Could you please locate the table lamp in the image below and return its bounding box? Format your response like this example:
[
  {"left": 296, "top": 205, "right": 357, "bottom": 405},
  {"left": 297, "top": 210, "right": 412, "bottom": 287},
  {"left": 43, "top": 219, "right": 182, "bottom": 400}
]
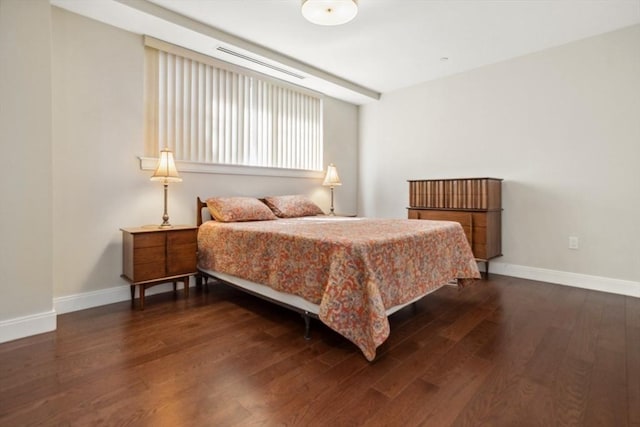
[
  {"left": 150, "top": 148, "right": 182, "bottom": 227},
  {"left": 322, "top": 163, "right": 342, "bottom": 215}
]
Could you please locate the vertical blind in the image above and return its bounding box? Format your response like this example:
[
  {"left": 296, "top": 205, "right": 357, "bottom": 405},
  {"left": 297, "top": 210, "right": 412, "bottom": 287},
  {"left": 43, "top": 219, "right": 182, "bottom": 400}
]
[{"left": 145, "top": 39, "right": 323, "bottom": 172}]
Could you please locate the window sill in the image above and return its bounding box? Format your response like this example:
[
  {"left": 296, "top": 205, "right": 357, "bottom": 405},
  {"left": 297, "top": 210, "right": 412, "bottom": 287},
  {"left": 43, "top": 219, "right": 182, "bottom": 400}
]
[{"left": 138, "top": 157, "right": 324, "bottom": 179}]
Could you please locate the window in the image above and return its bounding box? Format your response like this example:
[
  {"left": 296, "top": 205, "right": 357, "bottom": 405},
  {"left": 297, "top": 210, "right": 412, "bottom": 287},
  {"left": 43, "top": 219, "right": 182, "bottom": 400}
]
[{"left": 144, "top": 37, "right": 323, "bottom": 175}]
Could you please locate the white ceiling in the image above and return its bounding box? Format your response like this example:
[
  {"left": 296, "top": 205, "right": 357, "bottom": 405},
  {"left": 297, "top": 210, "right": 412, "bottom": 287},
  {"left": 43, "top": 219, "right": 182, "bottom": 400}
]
[{"left": 52, "top": 0, "right": 640, "bottom": 104}]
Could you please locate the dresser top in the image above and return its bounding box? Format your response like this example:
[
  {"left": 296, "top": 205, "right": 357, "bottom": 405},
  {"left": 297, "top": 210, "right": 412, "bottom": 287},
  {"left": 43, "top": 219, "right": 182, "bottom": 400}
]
[{"left": 407, "top": 177, "right": 503, "bottom": 182}]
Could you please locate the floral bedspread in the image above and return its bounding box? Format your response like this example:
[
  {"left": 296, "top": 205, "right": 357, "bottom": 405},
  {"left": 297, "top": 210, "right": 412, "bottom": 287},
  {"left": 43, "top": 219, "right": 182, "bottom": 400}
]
[{"left": 197, "top": 217, "right": 480, "bottom": 360}]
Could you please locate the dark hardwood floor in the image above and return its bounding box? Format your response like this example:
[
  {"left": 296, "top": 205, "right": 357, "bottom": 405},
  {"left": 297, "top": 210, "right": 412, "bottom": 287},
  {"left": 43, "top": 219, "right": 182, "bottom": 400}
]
[{"left": 1, "top": 274, "right": 638, "bottom": 426}]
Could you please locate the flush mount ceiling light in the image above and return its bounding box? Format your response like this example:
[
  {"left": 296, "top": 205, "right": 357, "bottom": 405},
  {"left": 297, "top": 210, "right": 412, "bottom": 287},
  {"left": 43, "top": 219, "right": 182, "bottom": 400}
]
[{"left": 302, "top": 0, "right": 358, "bottom": 26}]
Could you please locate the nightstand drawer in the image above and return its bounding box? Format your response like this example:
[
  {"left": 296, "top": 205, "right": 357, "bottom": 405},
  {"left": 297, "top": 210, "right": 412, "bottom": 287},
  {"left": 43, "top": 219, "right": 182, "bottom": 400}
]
[
  {"left": 134, "top": 246, "right": 165, "bottom": 264},
  {"left": 168, "top": 229, "right": 197, "bottom": 245},
  {"left": 134, "top": 232, "right": 165, "bottom": 248},
  {"left": 167, "top": 252, "right": 197, "bottom": 276},
  {"left": 134, "top": 261, "right": 167, "bottom": 282}
]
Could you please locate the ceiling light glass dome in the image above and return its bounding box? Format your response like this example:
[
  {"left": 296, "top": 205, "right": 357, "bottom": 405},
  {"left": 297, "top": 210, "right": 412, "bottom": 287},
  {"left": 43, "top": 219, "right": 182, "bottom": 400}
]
[{"left": 301, "top": 0, "right": 358, "bottom": 26}]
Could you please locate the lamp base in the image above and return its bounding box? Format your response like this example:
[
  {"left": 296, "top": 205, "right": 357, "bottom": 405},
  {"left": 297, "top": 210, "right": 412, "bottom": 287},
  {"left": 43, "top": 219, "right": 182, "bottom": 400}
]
[
  {"left": 159, "top": 184, "right": 173, "bottom": 228},
  {"left": 328, "top": 186, "right": 336, "bottom": 216}
]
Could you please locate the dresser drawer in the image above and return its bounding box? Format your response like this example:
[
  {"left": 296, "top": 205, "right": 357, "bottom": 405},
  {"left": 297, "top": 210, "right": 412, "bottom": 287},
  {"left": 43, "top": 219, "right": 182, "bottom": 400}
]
[
  {"left": 411, "top": 209, "right": 471, "bottom": 225},
  {"left": 409, "top": 209, "right": 473, "bottom": 243},
  {"left": 472, "top": 244, "right": 487, "bottom": 260},
  {"left": 408, "top": 208, "right": 500, "bottom": 261}
]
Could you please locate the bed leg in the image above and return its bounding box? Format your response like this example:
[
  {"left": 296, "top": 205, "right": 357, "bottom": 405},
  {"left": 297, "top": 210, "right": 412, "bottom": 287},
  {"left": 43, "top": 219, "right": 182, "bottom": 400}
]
[
  {"left": 196, "top": 274, "right": 210, "bottom": 292},
  {"left": 303, "top": 313, "right": 312, "bottom": 340}
]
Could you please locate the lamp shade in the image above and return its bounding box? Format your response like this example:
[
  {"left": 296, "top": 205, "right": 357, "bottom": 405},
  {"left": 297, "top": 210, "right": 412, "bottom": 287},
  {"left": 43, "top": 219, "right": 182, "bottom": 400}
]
[
  {"left": 322, "top": 163, "right": 342, "bottom": 187},
  {"left": 150, "top": 148, "right": 182, "bottom": 183},
  {"left": 301, "top": 0, "right": 358, "bottom": 26}
]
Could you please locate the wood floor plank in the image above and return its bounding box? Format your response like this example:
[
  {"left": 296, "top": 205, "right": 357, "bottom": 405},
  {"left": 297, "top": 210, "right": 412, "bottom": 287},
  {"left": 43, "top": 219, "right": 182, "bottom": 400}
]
[
  {"left": 261, "top": 352, "right": 371, "bottom": 425},
  {"left": 522, "top": 325, "right": 572, "bottom": 388},
  {"left": 284, "top": 354, "right": 400, "bottom": 426},
  {"left": 552, "top": 355, "right": 595, "bottom": 426},
  {"left": 577, "top": 292, "right": 628, "bottom": 426},
  {"left": 372, "top": 331, "right": 454, "bottom": 398},
  {"left": 420, "top": 355, "right": 493, "bottom": 427},
  {"left": 550, "top": 286, "right": 589, "bottom": 331},
  {"left": 564, "top": 290, "right": 606, "bottom": 364},
  {"left": 362, "top": 378, "right": 441, "bottom": 426},
  {"left": 583, "top": 348, "right": 628, "bottom": 427},
  {"left": 422, "top": 318, "right": 499, "bottom": 387},
  {"left": 439, "top": 305, "right": 494, "bottom": 342},
  {"left": 325, "top": 388, "right": 390, "bottom": 427},
  {"left": 508, "top": 376, "right": 557, "bottom": 427},
  {"left": 231, "top": 348, "right": 330, "bottom": 416}
]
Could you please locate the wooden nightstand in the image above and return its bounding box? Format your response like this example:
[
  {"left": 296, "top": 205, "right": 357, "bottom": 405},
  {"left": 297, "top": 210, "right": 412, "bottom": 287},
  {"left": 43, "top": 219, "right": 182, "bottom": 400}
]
[{"left": 120, "top": 225, "right": 198, "bottom": 309}]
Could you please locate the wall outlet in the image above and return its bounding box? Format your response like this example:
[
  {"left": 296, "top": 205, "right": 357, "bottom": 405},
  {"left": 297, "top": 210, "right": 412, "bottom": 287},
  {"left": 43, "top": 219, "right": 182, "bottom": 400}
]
[{"left": 569, "top": 236, "right": 579, "bottom": 250}]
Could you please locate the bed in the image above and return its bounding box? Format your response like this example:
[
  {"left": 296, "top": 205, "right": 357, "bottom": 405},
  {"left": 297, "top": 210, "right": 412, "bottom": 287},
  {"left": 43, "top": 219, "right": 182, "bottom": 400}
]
[{"left": 196, "top": 196, "right": 480, "bottom": 361}]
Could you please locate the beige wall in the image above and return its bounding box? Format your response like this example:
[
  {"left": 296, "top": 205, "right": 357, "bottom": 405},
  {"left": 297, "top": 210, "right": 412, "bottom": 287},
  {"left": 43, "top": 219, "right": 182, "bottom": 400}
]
[
  {"left": 51, "top": 8, "right": 359, "bottom": 299},
  {"left": 0, "top": 0, "right": 55, "bottom": 328},
  {"left": 359, "top": 24, "right": 640, "bottom": 286}
]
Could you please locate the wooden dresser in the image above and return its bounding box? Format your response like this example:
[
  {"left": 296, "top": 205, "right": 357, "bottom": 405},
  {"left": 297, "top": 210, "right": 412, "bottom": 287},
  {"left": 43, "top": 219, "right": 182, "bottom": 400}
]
[
  {"left": 407, "top": 178, "right": 503, "bottom": 276},
  {"left": 121, "top": 225, "right": 198, "bottom": 309}
]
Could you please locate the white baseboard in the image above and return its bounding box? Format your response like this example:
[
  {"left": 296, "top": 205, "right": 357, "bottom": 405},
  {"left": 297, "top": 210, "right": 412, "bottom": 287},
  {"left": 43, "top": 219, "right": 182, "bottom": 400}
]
[
  {"left": 0, "top": 310, "right": 57, "bottom": 344},
  {"left": 488, "top": 261, "right": 640, "bottom": 298},
  {"left": 54, "top": 279, "right": 195, "bottom": 314}
]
